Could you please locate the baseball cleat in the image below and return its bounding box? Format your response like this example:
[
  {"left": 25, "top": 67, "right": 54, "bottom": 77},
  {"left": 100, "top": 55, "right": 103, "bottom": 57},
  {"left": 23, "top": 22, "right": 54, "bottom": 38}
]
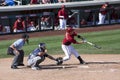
[
  {"left": 31, "top": 67, "right": 41, "bottom": 70},
  {"left": 80, "top": 61, "right": 88, "bottom": 65},
  {"left": 11, "top": 65, "right": 18, "bottom": 69},
  {"left": 17, "top": 63, "right": 25, "bottom": 66}
]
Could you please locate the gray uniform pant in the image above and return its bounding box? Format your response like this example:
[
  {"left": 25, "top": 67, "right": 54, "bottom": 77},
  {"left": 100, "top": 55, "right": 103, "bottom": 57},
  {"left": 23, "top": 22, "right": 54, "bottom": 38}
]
[
  {"left": 11, "top": 50, "right": 24, "bottom": 66},
  {"left": 27, "top": 55, "right": 45, "bottom": 67}
]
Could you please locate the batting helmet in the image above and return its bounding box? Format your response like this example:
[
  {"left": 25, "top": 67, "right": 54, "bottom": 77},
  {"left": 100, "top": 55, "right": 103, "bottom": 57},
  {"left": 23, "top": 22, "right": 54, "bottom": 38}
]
[
  {"left": 66, "top": 27, "right": 74, "bottom": 33},
  {"left": 61, "top": 5, "right": 65, "bottom": 8},
  {"left": 38, "top": 43, "right": 46, "bottom": 49}
]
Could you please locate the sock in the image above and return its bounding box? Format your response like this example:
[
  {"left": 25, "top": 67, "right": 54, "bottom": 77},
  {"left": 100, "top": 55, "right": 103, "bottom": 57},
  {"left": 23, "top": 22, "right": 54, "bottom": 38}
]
[{"left": 77, "top": 56, "right": 84, "bottom": 63}]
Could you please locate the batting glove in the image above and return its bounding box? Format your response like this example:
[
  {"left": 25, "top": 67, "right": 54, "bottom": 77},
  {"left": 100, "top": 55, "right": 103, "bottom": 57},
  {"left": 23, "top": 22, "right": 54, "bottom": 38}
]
[{"left": 83, "top": 39, "right": 87, "bottom": 43}]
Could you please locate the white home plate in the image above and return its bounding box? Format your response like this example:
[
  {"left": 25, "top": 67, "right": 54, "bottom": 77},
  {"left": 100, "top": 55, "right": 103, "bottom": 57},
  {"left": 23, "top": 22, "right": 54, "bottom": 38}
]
[
  {"left": 78, "top": 65, "right": 89, "bottom": 68},
  {"left": 109, "top": 69, "right": 117, "bottom": 72}
]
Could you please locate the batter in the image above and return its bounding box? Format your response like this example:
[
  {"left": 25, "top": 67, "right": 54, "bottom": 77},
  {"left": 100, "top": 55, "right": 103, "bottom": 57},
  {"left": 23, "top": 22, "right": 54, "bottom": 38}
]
[{"left": 61, "top": 26, "right": 86, "bottom": 64}]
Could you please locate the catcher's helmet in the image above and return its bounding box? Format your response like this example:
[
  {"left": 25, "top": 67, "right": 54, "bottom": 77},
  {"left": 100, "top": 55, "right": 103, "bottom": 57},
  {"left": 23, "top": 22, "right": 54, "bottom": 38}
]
[{"left": 38, "top": 43, "right": 46, "bottom": 49}]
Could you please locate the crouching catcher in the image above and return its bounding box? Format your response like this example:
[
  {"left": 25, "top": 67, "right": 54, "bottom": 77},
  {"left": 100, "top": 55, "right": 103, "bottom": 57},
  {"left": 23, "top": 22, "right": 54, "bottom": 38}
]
[{"left": 27, "top": 43, "right": 62, "bottom": 70}]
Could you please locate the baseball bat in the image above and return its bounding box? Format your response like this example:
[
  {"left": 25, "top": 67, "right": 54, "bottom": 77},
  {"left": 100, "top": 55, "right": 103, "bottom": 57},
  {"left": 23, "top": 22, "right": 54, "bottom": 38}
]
[
  {"left": 86, "top": 41, "right": 102, "bottom": 49},
  {"left": 69, "top": 12, "right": 78, "bottom": 18},
  {"left": 77, "top": 35, "right": 101, "bottom": 49}
]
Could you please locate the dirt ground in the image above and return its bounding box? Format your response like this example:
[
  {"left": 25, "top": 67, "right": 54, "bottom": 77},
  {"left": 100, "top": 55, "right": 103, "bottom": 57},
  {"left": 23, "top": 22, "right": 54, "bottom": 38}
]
[
  {"left": 0, "top": 54, "right": 120, "bottom": 80},
  {"left": 0, "top": 24, "right": 120, "bottom": 80}
]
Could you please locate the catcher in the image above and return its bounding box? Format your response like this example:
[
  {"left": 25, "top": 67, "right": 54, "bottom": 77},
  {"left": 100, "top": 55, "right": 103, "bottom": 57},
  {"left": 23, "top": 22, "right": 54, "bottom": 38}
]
[{"left": 27, "top": 43, "right": 62, "bottom": 70}]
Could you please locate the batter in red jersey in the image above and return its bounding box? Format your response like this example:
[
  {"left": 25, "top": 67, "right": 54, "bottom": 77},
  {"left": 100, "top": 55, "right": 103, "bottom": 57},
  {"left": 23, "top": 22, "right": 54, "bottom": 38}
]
[
  {"left": 58, "top": 5, "right": 69, "bottom": 30},
  {"left": 61, "top": 26, "right": 86, "bottom": 64}
]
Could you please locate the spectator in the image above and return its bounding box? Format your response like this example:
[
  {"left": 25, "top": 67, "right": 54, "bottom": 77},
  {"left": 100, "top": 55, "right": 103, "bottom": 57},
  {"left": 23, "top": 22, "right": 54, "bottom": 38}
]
[
  {"left": 67, "top": 16, "right": 77, "bottom": 28},
  {"left": 27, "top": 21, "right": 36, "bottom": 31},
  {"left": 41, "top": 0, "right": 51, "bottom": 4},
  {"left": 14, "top": 0, "right": 22, "bottom": 5},
  {"left": 54, "top": 14, "right": 59, "bottom": 30},
  {"left": 87, "top": 11, "right": 93, "bottom": 22},
  {"left": 13, "top": 18, "right": 25, "bottom": 33},
  {"left": 0, "top": 0, "right": 4, "bottom": 4},
  {"left": 1, "top": 0, "right": 15, "bottom": 6},
  {"left": 41, "top": 16, "right": 50, "bottom": 28},
  {"left": 58, "top": 0, "right": 66, "bottom": 3},
  {"left": 0, "top": 24, "right": 3, "bottom": 33},
  {"left": 98, "top": 2, "right": 110, "bottom": 25},
  {"left": 51, "top": 0, "right": 58, "bottom": 3},
  {"left": 41, "top": 12, "right": 51, "bottom": 29},
  {"left": 4, "top": 26, "right": 10, "bottom": 33},
  {"left": 80, "top": 19, "right": 87, "bottom": 25},
  {"left": 58, "top": 5, "right": 69, "bottom": 30},
  {"left": 30, "top": 0, "right": 39, "bottom": 4},
  {"left": 110, "top": 6, "right": 118, "bottom": 22}
]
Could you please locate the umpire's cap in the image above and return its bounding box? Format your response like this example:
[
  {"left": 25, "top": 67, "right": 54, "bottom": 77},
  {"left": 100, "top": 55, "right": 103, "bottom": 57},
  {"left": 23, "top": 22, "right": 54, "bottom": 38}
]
[{"left": 22, "top": 33, "right": 29, "bottom": 44}]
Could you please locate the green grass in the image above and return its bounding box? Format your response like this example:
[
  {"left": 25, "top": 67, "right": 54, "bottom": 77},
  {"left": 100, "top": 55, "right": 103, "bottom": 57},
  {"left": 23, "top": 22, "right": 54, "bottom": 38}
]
[{"left": 0, "top": 29, "right": 120, "bottom": 58}]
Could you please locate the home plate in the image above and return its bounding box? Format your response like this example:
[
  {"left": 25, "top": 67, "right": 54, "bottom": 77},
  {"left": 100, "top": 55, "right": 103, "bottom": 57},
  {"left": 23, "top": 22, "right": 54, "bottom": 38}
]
[{"left": 78, "top": 65, "right": 89, "bottom": 68}]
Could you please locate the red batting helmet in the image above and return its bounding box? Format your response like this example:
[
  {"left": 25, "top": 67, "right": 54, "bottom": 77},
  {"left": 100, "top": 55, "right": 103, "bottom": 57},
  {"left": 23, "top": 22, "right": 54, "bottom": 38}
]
[
  {"left": 61, "top": 5, "right": 65, "bottom": 8},
  {"left": 66, "top": 27, "right": 74, "bottom": 33}
]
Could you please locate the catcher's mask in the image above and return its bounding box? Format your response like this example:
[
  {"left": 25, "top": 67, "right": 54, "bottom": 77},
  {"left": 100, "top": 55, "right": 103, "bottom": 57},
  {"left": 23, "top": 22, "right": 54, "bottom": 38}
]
[{"left": 39, "top": 43, "right": 46, "bottom": 50}]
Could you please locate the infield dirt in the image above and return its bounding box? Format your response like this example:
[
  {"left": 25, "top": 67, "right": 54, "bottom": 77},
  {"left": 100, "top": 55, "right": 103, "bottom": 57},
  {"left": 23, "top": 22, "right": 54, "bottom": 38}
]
[{"left": 0, "top": 54, "right": 120, "bottom": 80}]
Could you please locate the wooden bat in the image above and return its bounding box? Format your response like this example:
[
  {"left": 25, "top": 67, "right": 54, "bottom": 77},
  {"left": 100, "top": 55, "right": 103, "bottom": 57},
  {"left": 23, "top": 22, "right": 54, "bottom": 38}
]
[
  {"left": 69, "top": 12, "right": 78, "bottom": 18},
  {"left": 77, "top": 35, "right": 101, "bottom": 49},
  {"left": 86, "top": 41, "right": 102, "bottom": 49}
]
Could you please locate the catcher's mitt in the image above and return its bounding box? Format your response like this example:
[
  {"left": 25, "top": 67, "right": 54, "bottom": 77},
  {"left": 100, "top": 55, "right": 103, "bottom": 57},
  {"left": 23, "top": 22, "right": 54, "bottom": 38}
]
[{"left": 56, "top": 57, "right": 63, "bottom": 65}]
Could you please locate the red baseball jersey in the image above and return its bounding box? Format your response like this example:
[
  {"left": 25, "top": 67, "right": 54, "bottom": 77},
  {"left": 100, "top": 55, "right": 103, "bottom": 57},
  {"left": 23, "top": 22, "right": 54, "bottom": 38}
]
[
  {"left": 0, "top": 25, "right": 3, "bottom": 31},
  {"left": 100, "top": 5, "right": 107, "bottom": 15},
  {"left": 31, "top": 0, "right": 38, "bottom": 4},
  {"left": 62, "top": 32, "right": 78, "bottom": 45},
  {"left": 58, "top": 9, "right": 68, "bottom": 19},
  {"left": 13, "top": 21, "right": 25, "bottom": 30}
]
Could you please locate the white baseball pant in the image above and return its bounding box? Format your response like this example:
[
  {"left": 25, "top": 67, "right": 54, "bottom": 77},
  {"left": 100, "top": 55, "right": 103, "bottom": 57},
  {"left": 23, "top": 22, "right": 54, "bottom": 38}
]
[{"left": 62, "top": 44, "right": 79, "bottom": 61}]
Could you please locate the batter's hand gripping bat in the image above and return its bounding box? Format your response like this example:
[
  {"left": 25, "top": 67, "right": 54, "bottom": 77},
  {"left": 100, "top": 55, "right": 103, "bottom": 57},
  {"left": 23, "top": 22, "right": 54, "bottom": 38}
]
[{"left": 77, "top": 35, "right": 101, "bottom": 49}]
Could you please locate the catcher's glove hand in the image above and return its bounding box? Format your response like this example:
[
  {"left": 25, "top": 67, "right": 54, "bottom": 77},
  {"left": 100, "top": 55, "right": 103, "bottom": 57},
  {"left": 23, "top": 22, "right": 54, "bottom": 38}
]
[{"left": 56, "top": 57, "right": 63, "bottom": 65}]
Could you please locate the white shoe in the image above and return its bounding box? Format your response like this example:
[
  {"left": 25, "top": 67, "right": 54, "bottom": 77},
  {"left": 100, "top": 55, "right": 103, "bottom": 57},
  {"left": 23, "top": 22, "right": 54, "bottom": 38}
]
[{"left": 31, "top": 67, "right": 40, "bottom": 70}]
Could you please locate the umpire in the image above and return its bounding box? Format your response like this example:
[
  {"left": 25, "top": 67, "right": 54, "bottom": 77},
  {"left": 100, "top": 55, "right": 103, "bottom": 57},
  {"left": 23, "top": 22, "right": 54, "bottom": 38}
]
[{"left": 7, "top": 33, "right": 29, "bottom": 69}]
